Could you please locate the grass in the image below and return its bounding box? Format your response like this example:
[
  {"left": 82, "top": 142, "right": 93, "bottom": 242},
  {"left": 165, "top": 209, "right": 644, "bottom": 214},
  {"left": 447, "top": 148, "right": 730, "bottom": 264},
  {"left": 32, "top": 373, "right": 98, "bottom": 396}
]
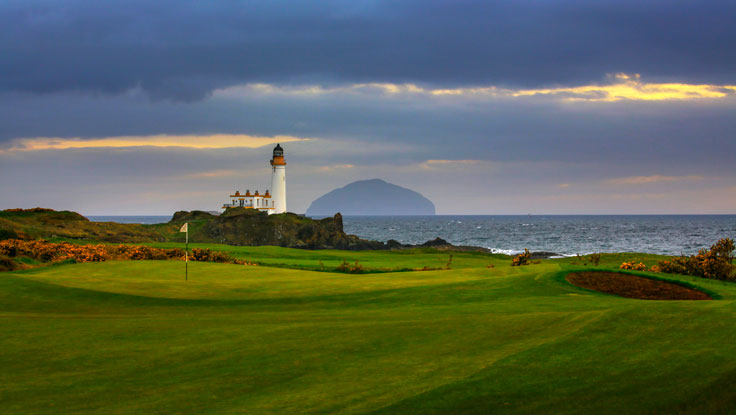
[
  {"left": 145, "top": 242, "right": 508, "bottom": 272},
  {"left": 1, "top": 247, "right": 735, "bottom": 414}
]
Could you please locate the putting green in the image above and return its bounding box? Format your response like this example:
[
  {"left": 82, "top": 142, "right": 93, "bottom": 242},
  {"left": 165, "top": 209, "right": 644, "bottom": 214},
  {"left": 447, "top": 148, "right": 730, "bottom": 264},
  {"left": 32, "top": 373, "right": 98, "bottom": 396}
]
[{"left": 14, "top": 261, "right": 493, "bottom": 300}]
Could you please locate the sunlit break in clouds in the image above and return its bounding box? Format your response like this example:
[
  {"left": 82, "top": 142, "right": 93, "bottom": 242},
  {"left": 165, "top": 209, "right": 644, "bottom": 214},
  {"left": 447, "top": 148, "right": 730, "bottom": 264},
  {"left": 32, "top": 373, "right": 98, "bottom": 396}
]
[
  {"left": 216, "top": 74, "right": 736, "bottom": 102},
  {"left": 0, "top": 135, "right": 310, "bottom": 154}
]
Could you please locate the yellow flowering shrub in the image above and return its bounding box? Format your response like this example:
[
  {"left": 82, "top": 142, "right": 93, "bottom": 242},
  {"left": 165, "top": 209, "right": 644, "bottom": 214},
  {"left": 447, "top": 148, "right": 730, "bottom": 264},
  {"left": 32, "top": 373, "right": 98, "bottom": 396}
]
[
  {"left": 619, "top": 261, "right": 647, "bottom": 271},
  {"left": 654, "top": 238, "right": 734, "bottom": 281},
  {"left": 0, "top": 239, "right": 252, "bottom": 267},
  {"left": 511, "top": 249, "right": 532, "bottom": 266}
]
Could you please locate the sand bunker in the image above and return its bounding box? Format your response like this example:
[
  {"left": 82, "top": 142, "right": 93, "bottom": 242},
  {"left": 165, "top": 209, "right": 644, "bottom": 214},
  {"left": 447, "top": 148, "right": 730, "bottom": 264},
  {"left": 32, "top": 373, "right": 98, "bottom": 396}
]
[{"left": 566, "top": 271, "right": 711, "bottom": 300}]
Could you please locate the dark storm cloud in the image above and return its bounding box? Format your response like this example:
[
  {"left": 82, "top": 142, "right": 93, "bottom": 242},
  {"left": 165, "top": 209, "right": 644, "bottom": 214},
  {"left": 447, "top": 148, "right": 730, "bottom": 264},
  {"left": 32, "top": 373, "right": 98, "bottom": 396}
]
[{"left": 2, "top": 0, "right": 735, "bottom": 101}]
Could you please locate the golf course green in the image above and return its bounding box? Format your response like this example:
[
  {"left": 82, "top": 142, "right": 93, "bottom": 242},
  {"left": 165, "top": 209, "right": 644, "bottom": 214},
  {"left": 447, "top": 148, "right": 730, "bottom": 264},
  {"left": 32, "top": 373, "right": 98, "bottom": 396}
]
[{"left": 1, "top": 246, "right": 735, "bottom": 414}]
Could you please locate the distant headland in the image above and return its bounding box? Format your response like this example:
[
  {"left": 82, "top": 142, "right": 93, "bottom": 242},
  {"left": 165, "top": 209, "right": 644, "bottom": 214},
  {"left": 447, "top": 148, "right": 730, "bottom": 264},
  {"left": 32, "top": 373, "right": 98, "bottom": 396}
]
[{"left": 306, "top": 179, "right": 436, "bottom": 216}]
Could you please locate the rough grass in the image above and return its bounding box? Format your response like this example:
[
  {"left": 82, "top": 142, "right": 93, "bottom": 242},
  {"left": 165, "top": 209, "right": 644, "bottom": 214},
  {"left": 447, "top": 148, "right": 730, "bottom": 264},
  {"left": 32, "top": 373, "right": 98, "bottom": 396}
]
[
  {"left": 145, "top": 242, "right": 508, "bottom": 272},
  {"left": 1, "top": 247, "right": 736, "bottom": 414},
  {"left": 0, "top": 210, "right": 178, "bottom": 243}
]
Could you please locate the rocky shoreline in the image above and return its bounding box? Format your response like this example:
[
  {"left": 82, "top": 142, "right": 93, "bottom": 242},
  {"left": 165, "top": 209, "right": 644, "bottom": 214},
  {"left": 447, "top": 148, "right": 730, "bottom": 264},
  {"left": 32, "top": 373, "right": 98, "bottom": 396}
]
[
  {"left": 385, "top": 237, "right": 559, "bottom": 258},
  {"left": 1, "top": 208, "right": 558, "bottom": 257},
  {"left": 172, "top": 209, "right": 559, "bottom": 256}
]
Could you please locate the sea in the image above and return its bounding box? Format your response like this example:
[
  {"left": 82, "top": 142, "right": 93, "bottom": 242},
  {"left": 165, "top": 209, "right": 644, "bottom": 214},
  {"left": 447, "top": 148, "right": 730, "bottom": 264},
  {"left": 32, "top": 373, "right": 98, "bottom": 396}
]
[{"left": 88, "top": 215, "right": 736, "bottom": 256}]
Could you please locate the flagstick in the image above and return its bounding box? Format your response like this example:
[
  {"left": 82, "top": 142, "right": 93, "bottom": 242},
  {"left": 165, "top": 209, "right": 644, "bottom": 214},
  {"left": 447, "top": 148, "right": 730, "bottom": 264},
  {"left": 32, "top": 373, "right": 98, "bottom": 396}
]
[{"left": 185, "top": 225, "right": 188, "bottom": 281}]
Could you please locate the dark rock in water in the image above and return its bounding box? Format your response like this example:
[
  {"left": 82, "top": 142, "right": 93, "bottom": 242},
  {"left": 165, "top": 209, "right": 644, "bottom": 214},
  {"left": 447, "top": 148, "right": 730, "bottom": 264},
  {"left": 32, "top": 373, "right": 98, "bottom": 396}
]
[
  {"left": 427, "top": 244, "right": 491, "bottom": 253},
  {"left": 386, "top": 239, "right": 404, "bottom": 249},
  {"left": 530, "top": 251, "right": 560, "bottom": 259},
  {"left": 385, "top": 237, "right": 491, "bottom": 253},
  {"left": 421, "top": 237, "right": 450, "bottom": 247},
  {"left": 306, "top": 179, "right": 436, "bottom": 216}
]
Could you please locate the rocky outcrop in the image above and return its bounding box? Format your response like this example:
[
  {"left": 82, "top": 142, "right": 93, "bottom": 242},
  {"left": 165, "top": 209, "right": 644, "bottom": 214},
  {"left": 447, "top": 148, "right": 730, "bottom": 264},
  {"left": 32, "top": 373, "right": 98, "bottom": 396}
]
[
  {"left": 171, "top": 210, "right": 216, "bottom": 223},
  {"left": 171, "top": 208, "right": 384, "bottom": 250}
]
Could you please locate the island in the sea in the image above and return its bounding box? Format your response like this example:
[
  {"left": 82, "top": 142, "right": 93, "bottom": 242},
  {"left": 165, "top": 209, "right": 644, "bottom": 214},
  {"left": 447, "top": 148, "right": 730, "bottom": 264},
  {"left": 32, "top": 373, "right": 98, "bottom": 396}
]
[{"left": 306, "top": 179, "right": 436, "bottom": 216}]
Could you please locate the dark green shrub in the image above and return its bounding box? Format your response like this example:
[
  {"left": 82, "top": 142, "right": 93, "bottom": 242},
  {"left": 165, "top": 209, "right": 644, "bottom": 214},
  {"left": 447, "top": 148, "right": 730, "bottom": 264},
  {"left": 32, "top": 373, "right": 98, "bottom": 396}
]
[
  {"left": 0, "top": 255, "right": 16, "bottom": 271},
  {"left": 336, "top": 260, "right": 364, "bottom": 273},
  {"left": 191, "top": 248, "right": 232, "bottom": 263},
  {"left": 0, "top": 229, "right": 18, "bottom": 241}
]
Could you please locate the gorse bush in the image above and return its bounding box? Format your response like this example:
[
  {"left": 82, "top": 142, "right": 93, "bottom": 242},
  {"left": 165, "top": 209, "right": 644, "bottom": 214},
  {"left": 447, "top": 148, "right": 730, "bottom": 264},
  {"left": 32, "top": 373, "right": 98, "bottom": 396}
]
[
  {"left": 0, "top": 239, "right": 252, "bottom": 267},
  {"left": 618, "top": 238, "right": 735, "bottom": 281},
  {"left": 655, "top": 238, "right": 735, "bottom": 281},
  {"left": 0, "top": 239, "right": 90, "bottom": 262},
  {"left": 620, "top": 261, "right": 647, "bottom": 271},
  {"left": 190, "top": 248, "right": 245, "bottom": 264},
  {"left": 113, "top": 244, "right": 180, "bottom": 261},
  {"left": 511, "top": 249, "right": 531, "bottom": 266}
]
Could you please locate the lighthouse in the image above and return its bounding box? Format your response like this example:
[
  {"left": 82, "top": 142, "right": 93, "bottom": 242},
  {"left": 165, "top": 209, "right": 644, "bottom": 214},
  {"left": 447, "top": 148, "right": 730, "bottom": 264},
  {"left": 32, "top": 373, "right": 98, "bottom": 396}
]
[
  {"left": 270, "top": 143, "right": 287, "bottom": 214},
  {"left": 220, "top": 144, "right": 287, "bottom": 214}
]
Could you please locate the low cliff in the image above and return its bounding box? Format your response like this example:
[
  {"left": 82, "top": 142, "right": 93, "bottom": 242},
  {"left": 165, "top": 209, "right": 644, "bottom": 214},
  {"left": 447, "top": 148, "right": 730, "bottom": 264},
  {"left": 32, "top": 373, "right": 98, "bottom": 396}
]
[
  {"left": 0, "top": 208, "right": 385, "bottom": 249},
  {"left": 0, "top": 208, "right": 172, "bottom": 242},
  {"left": 171, "top": 208, "right": 384, "bottom": 249}
]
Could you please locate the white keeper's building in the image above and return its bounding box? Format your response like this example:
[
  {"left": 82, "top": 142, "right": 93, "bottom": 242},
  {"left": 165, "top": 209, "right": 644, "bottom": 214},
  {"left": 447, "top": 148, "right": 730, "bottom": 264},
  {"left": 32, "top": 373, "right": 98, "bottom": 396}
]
[{"left": 221, "top": 144, "right": 287, "bottom": 214}]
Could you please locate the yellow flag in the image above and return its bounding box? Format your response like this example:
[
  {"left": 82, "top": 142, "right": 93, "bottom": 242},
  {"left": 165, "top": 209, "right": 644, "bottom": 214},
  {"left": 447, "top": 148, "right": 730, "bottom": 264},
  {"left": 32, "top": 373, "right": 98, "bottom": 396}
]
[{"left": 180, "top": 223, "right": 188, "bottom": 233}]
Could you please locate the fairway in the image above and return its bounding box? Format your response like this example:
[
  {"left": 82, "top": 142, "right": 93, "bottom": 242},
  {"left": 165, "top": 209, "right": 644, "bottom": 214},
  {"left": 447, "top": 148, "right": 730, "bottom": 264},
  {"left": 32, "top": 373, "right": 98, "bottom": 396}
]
[{"left": 2, "top": 250, "right": 736, "bottom": 414}]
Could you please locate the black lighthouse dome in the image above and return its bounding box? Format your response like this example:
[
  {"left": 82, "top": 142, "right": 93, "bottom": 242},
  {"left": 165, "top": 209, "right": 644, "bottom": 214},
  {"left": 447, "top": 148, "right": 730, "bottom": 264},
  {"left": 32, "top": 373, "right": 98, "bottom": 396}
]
[{"left": 273, "top": 143, "right": 284, "bottom": 157}]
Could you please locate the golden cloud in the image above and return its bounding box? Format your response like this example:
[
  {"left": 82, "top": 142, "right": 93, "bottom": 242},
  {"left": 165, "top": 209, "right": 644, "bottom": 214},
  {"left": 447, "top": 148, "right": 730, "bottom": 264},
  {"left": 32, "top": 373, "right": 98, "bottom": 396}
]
[
  {"left": 0, "top": 134, "right": 310, "bottom": 153},
  {"left": 419, "top": 159, "right": 484, "bottom": 170},
  {"left": 607, "top": 174, "right": 704, "bottom": 185},
  {"left": 216, "top": 74, "right": 736, "bottom": 102},
  {"left": 512, "top": 74, "right": 736, "bottom": 102},
  {"left": 318, "top": 164, "right": 355, "bottom": 172},
  {"left": 183, "top": 169, "right": 241, "bottom": 179}
]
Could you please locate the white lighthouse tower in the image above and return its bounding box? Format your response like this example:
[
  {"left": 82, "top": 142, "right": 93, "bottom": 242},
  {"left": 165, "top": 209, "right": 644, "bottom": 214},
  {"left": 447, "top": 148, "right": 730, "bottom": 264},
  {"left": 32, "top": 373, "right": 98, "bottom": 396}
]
[{"left": 270, "top": 144, "right": 287, "bottom": 214}]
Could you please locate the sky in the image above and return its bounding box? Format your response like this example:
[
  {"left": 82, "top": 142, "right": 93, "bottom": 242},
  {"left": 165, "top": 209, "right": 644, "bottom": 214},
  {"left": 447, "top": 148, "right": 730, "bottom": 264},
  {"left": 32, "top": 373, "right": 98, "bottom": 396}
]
[{"left": 1, "top": 0, "right": 735, "bottom": 215}]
